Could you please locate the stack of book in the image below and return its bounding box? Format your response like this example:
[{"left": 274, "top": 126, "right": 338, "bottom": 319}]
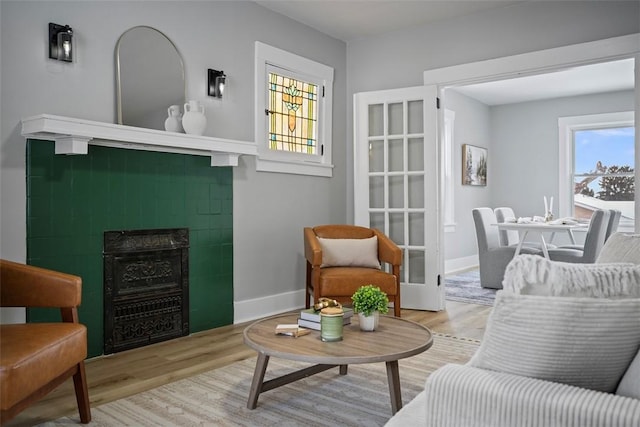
[{"left": 297, "top": 307, "right": 354, "bottom": 330}]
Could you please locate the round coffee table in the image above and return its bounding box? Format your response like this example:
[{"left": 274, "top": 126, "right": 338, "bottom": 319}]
[{"left": 243, "top": 313, "right": 433, "bottom": 414}]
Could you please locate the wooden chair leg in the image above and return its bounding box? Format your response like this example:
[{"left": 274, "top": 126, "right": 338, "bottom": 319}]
[
  {"left": 305, "top": 262, "right": 312, "bottom": 309},
  {"left": 393, "top": 265, "right": 401, "bottom": 317},
  {"left": 72, "top": 361, "right": 91, "bottom": 423}
]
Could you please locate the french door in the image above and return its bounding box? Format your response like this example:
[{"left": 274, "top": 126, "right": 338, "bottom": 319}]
[{"left": 354, "top": 85, "right": 444, "bottom": 311}]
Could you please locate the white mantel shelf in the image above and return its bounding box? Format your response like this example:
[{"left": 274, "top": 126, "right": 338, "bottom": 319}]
[{"left": 21, "top": 114, "right": 257, "bottom": 167}]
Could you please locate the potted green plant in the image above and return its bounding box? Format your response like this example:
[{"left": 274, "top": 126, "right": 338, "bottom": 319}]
[{"left": 351, "top": 285, "right": 389, "bottom": 331}]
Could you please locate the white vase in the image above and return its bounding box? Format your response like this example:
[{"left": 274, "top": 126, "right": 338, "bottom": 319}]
[
  {"left": 164, "top": 104, "right": 183, "bottom": 133},
  {"left": 358, "top": 311, "right": 379, "bottom": 332},
  {"left": 182, "top": 100, "right": 207, "bottom": 135}
]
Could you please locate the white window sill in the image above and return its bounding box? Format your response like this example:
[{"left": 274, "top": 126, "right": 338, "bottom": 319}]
[{"left": 256, "top": 157, "right": 333, "bottom": 177}]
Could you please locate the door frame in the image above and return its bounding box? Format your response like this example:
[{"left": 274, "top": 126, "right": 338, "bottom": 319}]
[{"left": 423, "top": 33, "right": 640, "bottom": 231}]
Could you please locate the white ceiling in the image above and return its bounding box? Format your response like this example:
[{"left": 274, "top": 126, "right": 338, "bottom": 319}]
[
  {"left": 255, "top": 1, "right": 635, "bottom": 105},
  {"left": 255, "top": 0, "right": 519, "bottom": 42},
  {"left": 452, "top": 58, "right": 636, "bottom": 106}
]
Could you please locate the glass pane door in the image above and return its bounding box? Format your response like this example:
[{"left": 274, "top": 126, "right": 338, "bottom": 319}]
[{"left": 354, "top": 85, "right": 443, "bottom": 311}]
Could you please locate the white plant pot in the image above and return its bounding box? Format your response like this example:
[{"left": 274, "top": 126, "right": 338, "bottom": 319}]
[{"left": 358, "top": 311, "right": 379, "bottom": 332}]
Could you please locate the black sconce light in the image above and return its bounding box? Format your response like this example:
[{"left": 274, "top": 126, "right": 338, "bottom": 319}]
[
  {"left": 49, "top": 23, "right": 74, "bottom": 62},
  {"left": 208, "top": 69, "right": 226, "bottom": 98}
]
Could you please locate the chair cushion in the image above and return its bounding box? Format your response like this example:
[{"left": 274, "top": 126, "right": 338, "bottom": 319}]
[
  {"left": 318, "top": 236, "right": 381, "bottom": 269},
  {"left": 318, "top": 267, "right": 397, "bottom": 297},
  {"left": 546, "top": 247, "right": 587, "bottom": 263},
  {"left": 0, "top": 323, "right": 87, "bottom": 410},
  {"left": 468, "top": 291, "right": 640, "bottom": 393}
]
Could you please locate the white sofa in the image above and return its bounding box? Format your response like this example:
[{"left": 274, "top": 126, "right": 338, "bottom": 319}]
[{"left": 386, "top": 233, "right": 640, "bottom": 427}]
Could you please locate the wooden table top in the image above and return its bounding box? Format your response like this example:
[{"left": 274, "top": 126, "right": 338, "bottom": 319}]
[{"left": 243, "top": 313, "right": 433, "bottom": 365}]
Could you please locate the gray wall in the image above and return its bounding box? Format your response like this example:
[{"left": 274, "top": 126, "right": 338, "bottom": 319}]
[
  {"left": 346, "top": 0, "right": 639, "bottom": 262},
  {"left": 346, "top": 1, "right": 639, "bottom": 94},
  {"left": 0, "top": 1, "right": 347, "bottom": 317},
  {"left": 442, "top": 90, "right": 491, "bottom": 261}
]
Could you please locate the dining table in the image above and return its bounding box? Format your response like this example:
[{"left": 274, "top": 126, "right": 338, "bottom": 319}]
[{"left": 494, "top": 222, "right": 588, "bottom": 259}]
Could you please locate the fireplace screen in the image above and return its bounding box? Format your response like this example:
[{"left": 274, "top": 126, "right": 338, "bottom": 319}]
[{"left": 103, "top": 228, "right": 189, "bottom": 354}]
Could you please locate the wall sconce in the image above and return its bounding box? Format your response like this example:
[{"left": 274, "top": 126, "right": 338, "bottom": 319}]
[
  {"left": 49, "top": 23, "right": 74, "bottom": 62},
  {"left": 208, "top": 69, "right": 226, "bottom": 98}
]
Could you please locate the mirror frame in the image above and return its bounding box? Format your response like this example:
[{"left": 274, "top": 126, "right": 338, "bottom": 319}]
[{"left": 115, "top": 25, "right": 186, "bottom": 126}]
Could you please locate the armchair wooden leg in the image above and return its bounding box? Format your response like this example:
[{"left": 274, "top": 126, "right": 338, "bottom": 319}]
[
  {"left": 394, "top": 296, "right": 401, "bottom": 317},
  {"left": 305, "top": 262, "right": 312, "bottom": 309},
  {"left": 72, "top": 361, "right": 91, "bottom": 423},
  {"left": 305, "top": 290, "right": 311, "bottom": 309}
]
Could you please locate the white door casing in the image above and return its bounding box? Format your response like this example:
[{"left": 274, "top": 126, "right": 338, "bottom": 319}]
[{"left": 354, "top": 85, "right": 444, "bottom": 311}]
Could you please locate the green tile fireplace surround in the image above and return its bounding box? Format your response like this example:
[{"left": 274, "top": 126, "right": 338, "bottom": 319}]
[{"left": 26, "top": 139, "right": 234, "bottom": 357}]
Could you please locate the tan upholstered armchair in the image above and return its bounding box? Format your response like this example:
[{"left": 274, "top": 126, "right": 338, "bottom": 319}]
[
  {"left": 304, "top": 225, "right": 402, "bottom": 317},
  {"left": 0, "top": 259, "right": 91, "bottom": 424}
]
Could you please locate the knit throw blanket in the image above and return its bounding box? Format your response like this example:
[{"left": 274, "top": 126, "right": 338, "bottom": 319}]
[{"left": 502, "top": 255, "right": 640, "bottom": 298}]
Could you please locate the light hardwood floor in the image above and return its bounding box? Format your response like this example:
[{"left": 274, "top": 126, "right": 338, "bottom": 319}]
[{"left": 9, "top": 301, "right": 491, "bottom": 426}]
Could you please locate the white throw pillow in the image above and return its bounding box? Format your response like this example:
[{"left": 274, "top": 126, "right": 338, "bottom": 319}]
[
  {"left": 597, "top": 233, "right": 640, "bottom": 264},
  {"left": 502, "top": 254, "right": 640, "bottom": 297},
  {"left": 617, "top": 348, "right": 640, "bottom": 399},
  {"left": 318, "top": 236, "right": 381, "bottom": 269},
  {"left": 468, "top": 291, "right": 640, "bottom": 393}
]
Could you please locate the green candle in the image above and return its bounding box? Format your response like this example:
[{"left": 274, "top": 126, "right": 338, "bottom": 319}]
[{"left": 320, "top": 307, "right": 344, "bottom": 342}]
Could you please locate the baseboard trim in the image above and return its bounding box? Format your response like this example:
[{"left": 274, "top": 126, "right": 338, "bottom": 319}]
[
  {"left": 445, "top": 255, "right": 478, "bottom": 275},
  {"left": 234, "top": 289, "right": 305, "bottom": 324}
]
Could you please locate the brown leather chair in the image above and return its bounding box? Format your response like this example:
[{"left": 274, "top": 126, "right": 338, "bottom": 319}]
[
  {"left": 0, "top": 259, "right": 91, "bottom": 425},
  {"left": 304, "top": 225, "right": 402, "bottom": 317}
]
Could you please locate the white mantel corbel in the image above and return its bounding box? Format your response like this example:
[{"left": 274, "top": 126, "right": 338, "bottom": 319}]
[
  {"left": 21, "top": 114, "right": 257, "bottom": 167},
  {"left": 54, "top": 135, "right": 91, "bottom": 155}
]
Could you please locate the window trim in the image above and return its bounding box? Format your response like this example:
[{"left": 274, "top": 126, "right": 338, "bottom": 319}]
[
  {"left": 558, "top": 111, "right": 634, "bottom": 226},
  {"left": 254, "top": 42, "right": 334, "bottom": 177}
]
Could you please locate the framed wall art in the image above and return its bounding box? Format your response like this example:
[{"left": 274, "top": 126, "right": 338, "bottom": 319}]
[{"left": 462, "top": 144, "right": 487, "bottom": 186}]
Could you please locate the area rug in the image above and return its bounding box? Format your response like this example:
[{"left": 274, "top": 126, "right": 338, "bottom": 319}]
[
  {"left": 43, "top": 334, "right": 479, "bottom": 427},
  {"left": 444, "top": 269, "right": 496, "bottom": 305}
]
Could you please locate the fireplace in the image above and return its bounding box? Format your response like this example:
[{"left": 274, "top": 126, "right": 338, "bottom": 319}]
[
  {"left": 103, "top": 228, "right": 189, "bottom": 354},
  {"left": 26, "top": 140, "right": 234, "bottom": 358}
]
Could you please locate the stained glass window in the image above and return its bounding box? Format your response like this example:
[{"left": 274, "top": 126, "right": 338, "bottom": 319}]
[
  {"left": 256, "top": 42, "right": 333, "bottom": 177},
  {"left": 268, "top": 71, "right": 318, "bottom": 155}
]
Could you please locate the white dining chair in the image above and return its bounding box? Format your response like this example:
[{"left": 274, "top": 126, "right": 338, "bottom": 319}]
[
  {"left": 605, "top": 209, "right": 622, "bottom": 241},
  {"left": 473, "top": 208, "right": 542, "bottom": 289},
  {"left": 557, "top": 209, "right": 621, "bottom": 250}
]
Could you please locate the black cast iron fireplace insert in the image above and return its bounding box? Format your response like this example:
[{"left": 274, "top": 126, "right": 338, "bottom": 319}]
[{"left": 103, "top": 228, "right": 189, "bottom": 354}]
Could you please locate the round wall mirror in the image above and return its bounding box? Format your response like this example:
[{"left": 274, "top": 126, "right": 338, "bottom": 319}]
[{"left": 116, "top": 26, "right": 185, "bottom": 130}]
